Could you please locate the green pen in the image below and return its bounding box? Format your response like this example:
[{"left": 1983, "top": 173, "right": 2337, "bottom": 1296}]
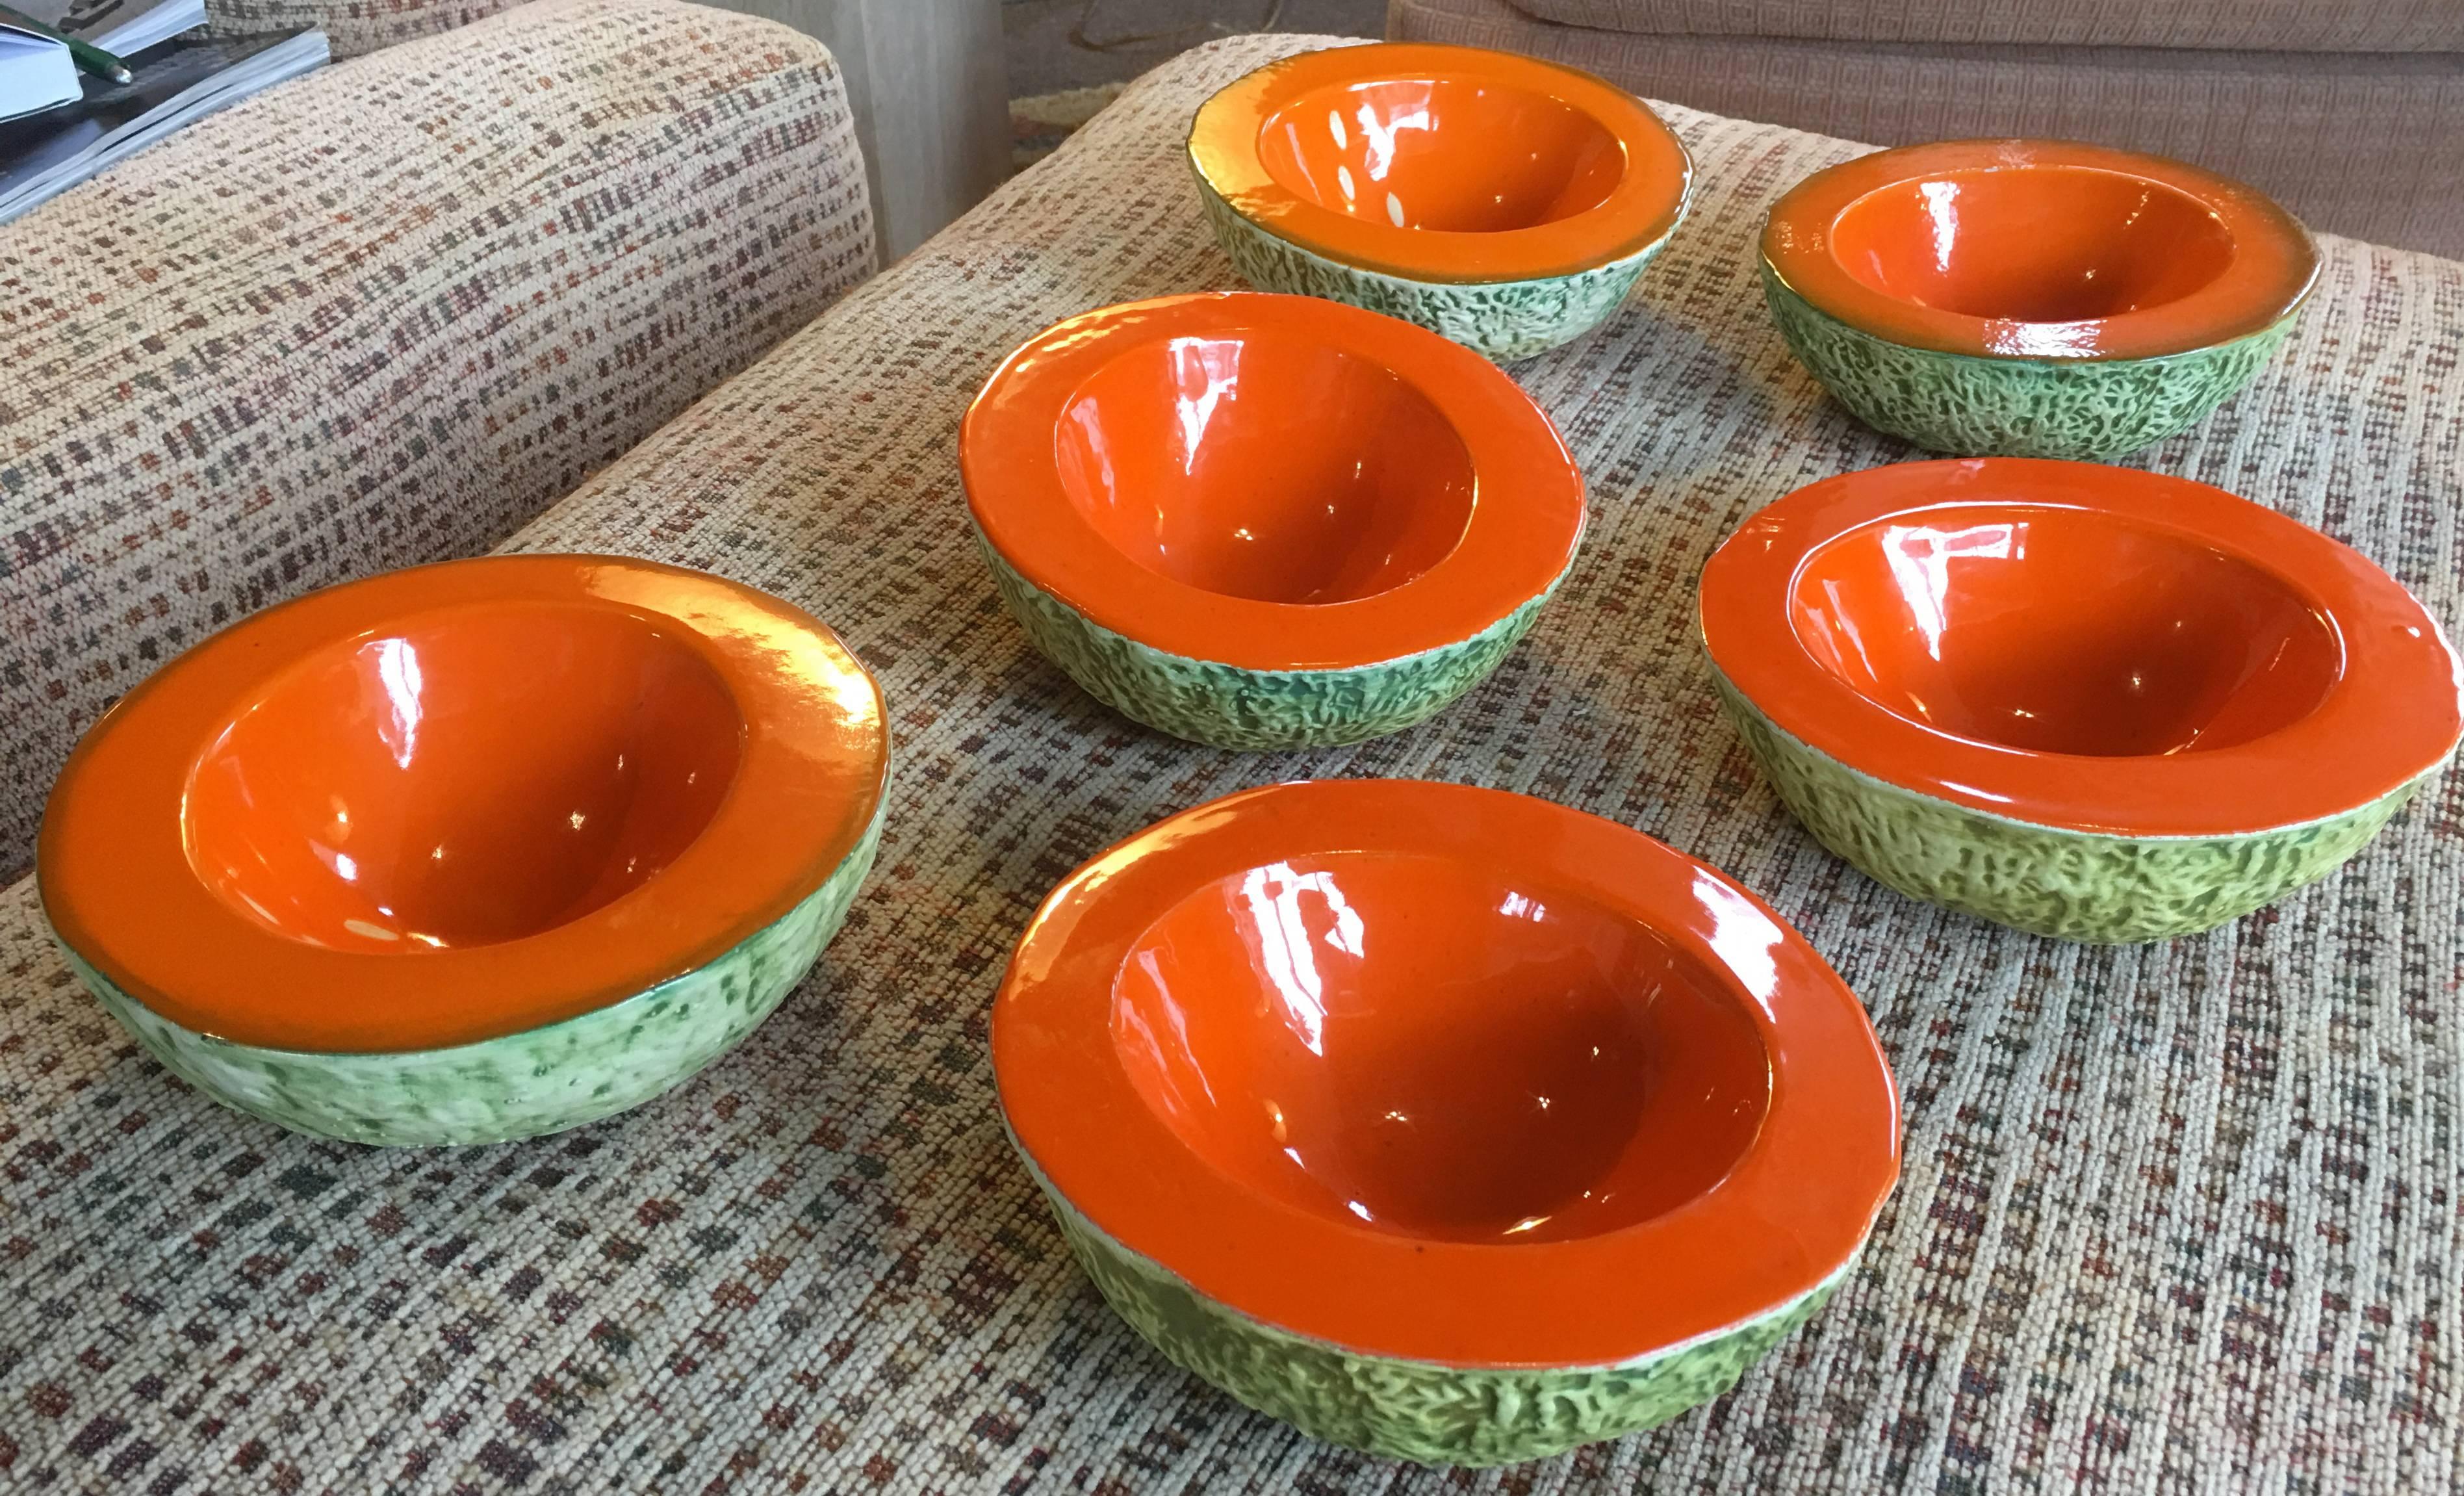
[{"left": 0, "top": 3, "right": 134, "bottom": 84}]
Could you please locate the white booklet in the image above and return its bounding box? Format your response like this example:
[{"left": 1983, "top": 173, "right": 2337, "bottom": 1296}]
[
  {"left": 0, "top": 21, "right": 79, "bottom": 122},
  {"left": 19, "top": 0, "right": 208, "bottom": 58}
]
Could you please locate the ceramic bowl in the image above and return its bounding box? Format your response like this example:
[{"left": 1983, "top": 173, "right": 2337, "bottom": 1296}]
[
  {"left": 1761, "top": 140, "right": 2319, "bottom": 460},
  {"left": 1188, "top": 42, "right": 1691, "bottom": 360},
  {"left": 1700, "top": 459, "right": 2462, "bottom": 944},
  {"left": 992, "top": 779, "right": 1900, "bottom": 1466},
  {"left": 962, "top": 291, "right": 1585, "bottom": 750},
  {"left": 38, "top": 555, "right": 890, "bottom": 1146}
]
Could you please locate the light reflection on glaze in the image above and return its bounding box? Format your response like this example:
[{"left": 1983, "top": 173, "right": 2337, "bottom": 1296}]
[
  {"left": 1790, "top": 503, "right": 2343, "bottom": 757},
  {"left": 1108, "top": 850, "right": 1773, "bottom": 1245},
  {"left": 1049, "top": 328, "right": 1477, "bottom": 606},
  {"left": 183, "top": 600, "right": 747, "bottom": 953}
]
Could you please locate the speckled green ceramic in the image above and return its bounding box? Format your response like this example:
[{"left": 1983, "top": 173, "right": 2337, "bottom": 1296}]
[
  {"left": 1762, "top": 267, "right": 2296, "bottom": 461},
  {"left": 981, "top": 539, "right": 1561, "bottom": 750},
  {"left": 1198, "top": 177, "right": 1675, "bottom": 361},
  {"left": 1023, "top": 1152, "right": 1846, "bottom": 1467},
  {"left": 57, "top": 810, "right": 882, "bottom": 1146},
  {"left": 1713, "top": 674, "right": 2419, "bottom": 943}
]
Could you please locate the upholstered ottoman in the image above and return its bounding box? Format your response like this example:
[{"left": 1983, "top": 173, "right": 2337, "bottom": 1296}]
[{"left": 3, "top": 32, "right": 2458, "bottom": 1493}]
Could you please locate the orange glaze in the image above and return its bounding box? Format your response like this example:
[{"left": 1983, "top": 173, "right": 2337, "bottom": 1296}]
[
  {"left": 1763, "top": 140, "right": 2317, "bottom": 360},
  {"left": 1700, "top": 459, "right": 2463, "bottom": 836},
  {"left": 1191, "top": 43, "right": 1690, "bottom": 283},
  {"left": 964, "top": 292, "right": 1584, "bottom": 671},
  {"left": 994, "top": 779, "right": 1901, "bottom": 1368},
  {"left": 40, "top": 556, "right": 890, "bottom": 1053}
]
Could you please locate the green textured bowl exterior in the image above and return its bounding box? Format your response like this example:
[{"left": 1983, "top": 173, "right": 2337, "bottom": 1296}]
[
  {"left": 1024, "top": 1156, "right": 1848, "bottom": 1467},
  {"left": 1712, "top": 672, "right": 2422, "bottom": 943},
  {"left": 1760, "top": 265, "right": 2298, "bottom": 460},
  {"left": 52, "top": 808, "right": 884, "bottom": 1146},
  {"left": 1195, "top": 172, "right": 1675, "bottom": 361},
  {"left": 979, "top": 537, "right": 1564, "bottom": 751}
]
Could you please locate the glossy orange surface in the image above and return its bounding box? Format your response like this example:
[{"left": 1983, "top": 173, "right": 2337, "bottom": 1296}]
[
  {"left": 1764, "top": 141, "right": 2317, "bottom": 359},
  {"left": 966, "top": 292, "right": 1584, "bottom": 670},
  {"left": 1191, "top": 44, "right": 1690, "bottom": 282},
  {"left": 1057, "top": 330, "right": 1476, "bottom": 604},
  {"left": 1702, "top": 459, "right": 2463, "bottom": 836},
  {"left": 40, "top": 556, "right": 890, "bottom": 1053},
  {"left": 995, "top": 780, "right": 1901, "bottom": 1367}
]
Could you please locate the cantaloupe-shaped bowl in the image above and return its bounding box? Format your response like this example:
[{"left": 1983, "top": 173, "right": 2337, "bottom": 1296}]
[
  {"left": 1190, "top": 42, "right": 1691, "bottom": 360},
  {"left": 38, "top": 555, "right": 890, "bottom": 1146},
  {"left": 992, "top": 779, "right": 1900, "bottom": 1465},
  {"left": 1700, "top": 459, "right": 2461, "bottom": 942},
  {"left": 962, "top": 292, "right": 1584, "bottom": 750},
  {"left": 1761, "top": 140, "right": 2318, "bottom": 459}
]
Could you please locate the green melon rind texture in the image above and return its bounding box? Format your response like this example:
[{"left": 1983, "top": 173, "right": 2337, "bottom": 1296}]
[
  {"left": 1761, "top": 265, "right": 2298, "bottom": 460},
  {"left": 1196, "top": 172, "right": 1677, "bottom": 361},
  {"left": 979, "top": 539, "right": 1563, "bottom": 750},
  {"left": 1023, "top": 1154, "right": 1851, "bottom": 1467},
  {"left": 1713, "top": 671, "right": 2419, "bottom": 942},
  {"left": 53, "top": 807, "right": 884, "bottom": 1146}
]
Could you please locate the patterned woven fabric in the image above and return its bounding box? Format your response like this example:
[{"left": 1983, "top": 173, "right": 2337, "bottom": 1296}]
[
  {"left": 205, "top": 0, "right": 530, "bottom": 60},
  {"left": 1492, "top": 0, "right": 2464, "bottom": 53},
  {"left": 0, "top": 0, "right": 875, "bottom": 883},
  {"left": 1391, "top": 0, "right": 2464, "bottom": 260},
  {"left": 5, "top": 31, "right": 2462, "bottom": 1493}
]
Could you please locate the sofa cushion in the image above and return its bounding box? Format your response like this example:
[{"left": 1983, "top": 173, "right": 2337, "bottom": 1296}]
[
  {"left": 6, "top": 29, "right": 2461, "bottom": 1495},
  {"left": 206, "top": 0, "right": 531, "bottom": 60},
  {"left": 1398, "top": 0, "right": 2464, "bottom": 257},
  {"left": 0, "top": 0, "right": 875, "bottom": 881},
  {"left": 1500, "top": 0, "right": 2464, "bottom": 53}
]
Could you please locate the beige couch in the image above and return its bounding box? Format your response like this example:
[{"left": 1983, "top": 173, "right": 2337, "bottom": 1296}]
[
  {"left": 1389, "top": 0, "right": 2464, "bottom": 257},
  {"left": 0, "top": 0, "right": 876, "bottom": 880}
]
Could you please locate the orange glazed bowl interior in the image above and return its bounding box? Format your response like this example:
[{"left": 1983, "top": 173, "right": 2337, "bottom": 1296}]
[
  {"left": 1788, "top": 504, "right": 2343, "bottom": 759},
  {"left": 1252, "top": 77, "right": 1625, "bottom": 234},
  {"left": 185, "top": 600, "right": 749, "bottom": 953},
  {"left": 1826, "top": 167, "right": 2237, "bottom": 326},
  {"left": 1055, "top": 326, "right": 1478, "bottom": 606},
  {"left": 1114, "top": 850, "right": 1773, "bottom": 1246}
]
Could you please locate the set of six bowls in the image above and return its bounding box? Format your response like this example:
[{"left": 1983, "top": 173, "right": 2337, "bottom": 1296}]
[{"left": 36, "top": 43, "right": 2463, "bottom": 1470}]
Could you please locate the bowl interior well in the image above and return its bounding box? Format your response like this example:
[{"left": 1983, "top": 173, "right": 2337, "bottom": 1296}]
[
  {"left": 1255, "top": 77, "right": 1624, "bottom": 233},
  {"left": 1110, "top": 851, "right": 1772, "bottom": 1245},
  {"left": 1827, "top": 166, "right": 2237, "bottom": 323},
  {"left": 185, "top": 599, "right": 745, "bottom": 953},
  {"left": 1055, "top": 330, "right": 1476, "bottom": 605},
  {"left": 1790, "top": 504, "right": 2342, "bottom": 757}
]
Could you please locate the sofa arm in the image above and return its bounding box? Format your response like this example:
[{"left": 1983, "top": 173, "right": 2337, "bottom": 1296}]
[
  {"left": 0, "top": 0, "right": 875, "bottom": 881},
  {"left": 206, "top": 0, "right": 531, "bottom": 59}
]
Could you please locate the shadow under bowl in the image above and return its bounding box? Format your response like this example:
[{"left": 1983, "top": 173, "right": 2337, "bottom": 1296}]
[
  {"left": 1191, "top": 42, "right": 1691, "bottom": 360},
  {"left": 1761, "top": 140, "right": 2318, "bottom": 459},
  {"left": 962, "top": 291, "right": 1584, "bottom": 750},
  {"left": 1700, "top": 459, "right": 2462, "bottom": 942},
  {"left": 38, "top": 555, "right": 890, "bottom": 1145},
  {"left": 993, "top": 779, "right": 1900, "bottom": 1465}
]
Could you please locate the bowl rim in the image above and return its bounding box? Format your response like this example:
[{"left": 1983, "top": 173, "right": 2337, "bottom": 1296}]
[
  {"left": 37, "top": 554, "right": 891, "bottom": 1054},
  {"left": 991, "top": 778, "right": 1901, "bottom": 1369},
  {"left": 962, "top": 291, "right": 1584, "bottom": 672},
  {"left": 1699, "top": 458, "right": 2463, "bottom": 838},
  {"left": 1188, "top": 41, "right": 1693, "bottom": 285},
  {"left": 1760, "top": 138, "right": 2319, "bottom": 362}
]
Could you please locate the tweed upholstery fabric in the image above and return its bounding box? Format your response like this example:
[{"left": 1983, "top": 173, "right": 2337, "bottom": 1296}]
[
  {"left": 0, "top": 0, "right": 875, "bottom": 884},
  {"left": 1392, "top": 0, "right": 2464, "bottom": 259},
  {"left": 6, "top": 31, "right": 2463, "bottom": 1493},
  {"left": 205, "top": 0, "right": 531, "bottom": 60},
  {"left": 1496, "top": 0, "right": 2464, "bottom": 53}
]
